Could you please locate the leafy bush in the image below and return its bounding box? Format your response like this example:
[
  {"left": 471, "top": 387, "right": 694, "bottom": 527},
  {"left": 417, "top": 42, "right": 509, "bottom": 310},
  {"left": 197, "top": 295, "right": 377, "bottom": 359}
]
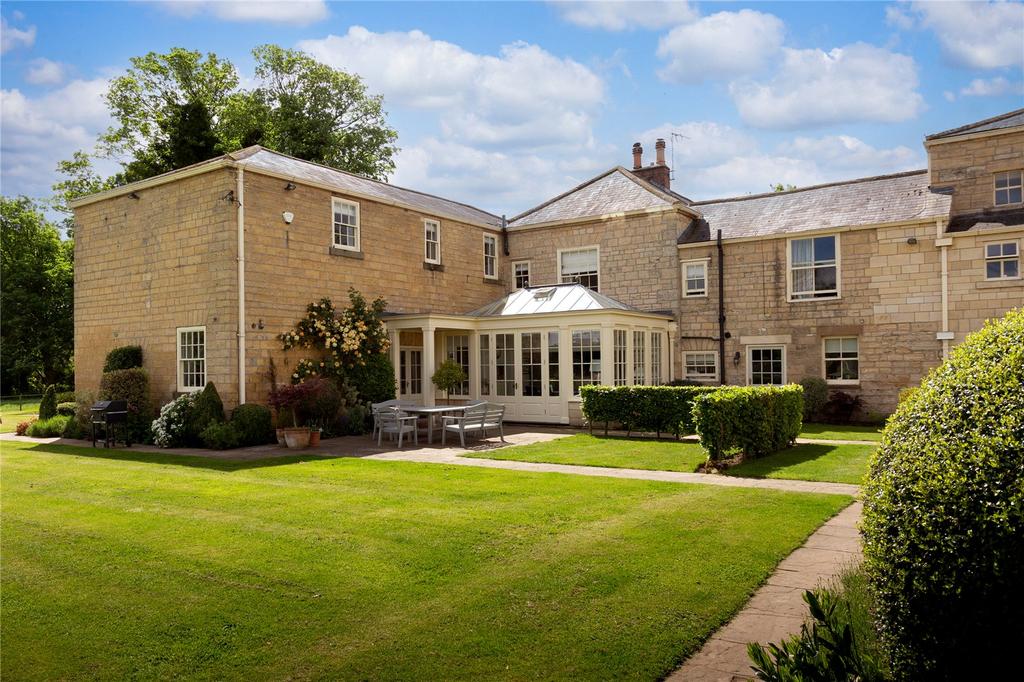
[
  {"left": 268, "top": 381, "right": 319, "bottom": 427},
  {"left": 896, "top": 387, "right": 917, "bottom": 405},
  {"left": 345, "top": 404, "right": 369, "bottom": 435},
  {"left": 56, "top": 390, "right": 75, "bottom": 404},
  {"left": 38, "top": 385, "right": 57, "bottom": 420},
  {"left": 296, "top": 376, "right": 343, "bottom": 426},
  {"left": 100, "top": 368, "right": 153, "bottom": 444},
  {"left": 187, "top": 382, "right": 225, "bottom": 445},
  {"left": 61, "top": 415, "right": 84, "bottom": 439},
  {"left": 56, "top": 401, "right": 76, "bottom": 416},
  {"left": 692, "top": 385, "right": 803, "bottom": 460},
  {"left": 580, "top": 385, "right": 719, "bottom": 437},
  {"left": 151, "top": 393, "right": 197, "bottom": 447},
  {"left": 230, "top": 403, "right": 274, "bottom": 446},
  {"left": 103, "top": 345, "right": 143, "bottom": 372},
  {"left": 16, "top": 419, "right": 36, "bottom": 436},
  {"left": 201, "top": 421, "right": 241, "bottom": 450},
  {"left": 345, "top": 353, "right": 396, "bottom": 404},
  {"left": 862, "top": 308, "right": 1024, "bottom": 680},
  {"left": 26, "top": 415, "right": 71, "bottom": 437},
  {"left": 798, "top": 376, "right": 829, "bottom": 421},
  {"left": 824, "top": 390, "right": 863, "bottom": 424}
]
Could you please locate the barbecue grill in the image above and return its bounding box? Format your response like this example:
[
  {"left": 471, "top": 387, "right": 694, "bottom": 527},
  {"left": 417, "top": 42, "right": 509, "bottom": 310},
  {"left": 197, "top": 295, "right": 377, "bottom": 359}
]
[{"left": 90, "top": 400, "right": 130, "bottom": 448}]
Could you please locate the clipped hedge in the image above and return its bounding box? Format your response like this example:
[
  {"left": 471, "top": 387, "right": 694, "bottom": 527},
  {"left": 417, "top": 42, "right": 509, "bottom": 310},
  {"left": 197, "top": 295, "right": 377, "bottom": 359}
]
[
  {"left": 230, "top": 403, "right": 274, "bottom": 446},
  {"left": 103, "top": 345, "right": 143, "bottom": 372},
  {"left": 692, "top": 385, "right": 803, "bottom": 460},
  {"left": 38, "top": 386, "right": 57, "bottom": 420},
  {"left": 56, "top": 401, "right": 76, "bottom": 417},
  {"left": 580, "top": 385, "right": 720, "bottom": 437},
  {"left": 862, "top": 309, "right": 1024, "bottom": 679},
  {"left": 100, "top": 368, "right": 153, "bottom": 444}
]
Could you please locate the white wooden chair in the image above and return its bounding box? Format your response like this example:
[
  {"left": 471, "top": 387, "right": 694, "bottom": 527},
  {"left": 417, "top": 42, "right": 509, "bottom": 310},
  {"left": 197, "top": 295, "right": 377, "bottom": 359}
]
[
  {"left": 376, "top": 408, "right": 419, "bottom": 448},
  {"left": 441, "top": 402, "right": 505, "bottom": 448},
  {"left": 371, "top": 400, "right": 419, "bottom": 441}
]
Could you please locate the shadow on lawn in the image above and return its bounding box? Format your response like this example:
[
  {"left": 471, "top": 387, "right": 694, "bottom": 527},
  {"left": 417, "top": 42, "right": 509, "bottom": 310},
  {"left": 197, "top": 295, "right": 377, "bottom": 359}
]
[{"left": 725, "top": 444, "right": 840, "bottom": 478}]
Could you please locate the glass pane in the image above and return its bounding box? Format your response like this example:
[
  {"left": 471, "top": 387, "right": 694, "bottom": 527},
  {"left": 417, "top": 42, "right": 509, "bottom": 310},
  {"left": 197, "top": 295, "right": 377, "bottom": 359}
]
[
  {"left": 825, "top": 359, "right": 842, "bottom": 380},
  {"left": 791, "top": 238, "right": 813, "bottom": 265},
  {"left": 1004, "top": 242, "right": 1018, "bottom": 256},
  {"left": 824, "top": 338, "right": 841, "bottom": 354},
  {"left": 814, "top": 265, "right": 836, "bottom": 291},
  {"left": 548, "top": 331, "right": 559, "bottom": 397},
  {"left": 987, "top": 261, "right": 1003, "bottom": 278},
  {"left": 813, "top": 236, "right": 835, "bottom": 263},
  {"left": 842, "top": 337, "right": 858, "bottom": 353},
  {"left": 842, "top": 360, "right": 859, "bottom": 380},
  {"left": 1005, "top": 260, "right": 1019, "bottom": 278},
  {"left": 1009, "top": 187, "right": 1023, "bottom": 204},
  {"left": 987, "top": 243, "right": 1002, "bottom": 258},
  {"left": 793, "top": 268, "right": 814, "bottom": 293}
]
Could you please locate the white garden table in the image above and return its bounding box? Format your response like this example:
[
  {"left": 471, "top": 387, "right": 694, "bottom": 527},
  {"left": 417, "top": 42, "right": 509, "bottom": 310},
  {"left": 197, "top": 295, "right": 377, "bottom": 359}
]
[{"left": 399, "top": 404, "right": 470, "bottom": 445}]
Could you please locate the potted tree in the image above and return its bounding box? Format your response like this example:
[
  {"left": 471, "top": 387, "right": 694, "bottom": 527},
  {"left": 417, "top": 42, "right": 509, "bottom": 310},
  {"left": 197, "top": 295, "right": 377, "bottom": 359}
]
[
  {"left": 268, "top": 383, "right": 315, "bottom": 449},
  {"left": 297, "top": 377, "right": 343, "bottom": 447},
  {"left": 431, "top": 360, "right": 467, "bottom": 405}
]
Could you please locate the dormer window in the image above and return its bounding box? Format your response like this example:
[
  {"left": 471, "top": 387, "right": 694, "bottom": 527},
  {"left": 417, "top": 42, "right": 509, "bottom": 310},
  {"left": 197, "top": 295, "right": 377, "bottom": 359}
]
[{"left": 995, "top": 170, "right": 1022, "bottom": 206}]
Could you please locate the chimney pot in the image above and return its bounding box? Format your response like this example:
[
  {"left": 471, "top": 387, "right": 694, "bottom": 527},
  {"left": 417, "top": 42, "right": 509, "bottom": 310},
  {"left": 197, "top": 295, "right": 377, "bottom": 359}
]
[
  {"left": 655, "top": 138, "right": 666, "bottom": 166},
  {"left": 632, "top": 142, "right": 643, "bottom": 170}
]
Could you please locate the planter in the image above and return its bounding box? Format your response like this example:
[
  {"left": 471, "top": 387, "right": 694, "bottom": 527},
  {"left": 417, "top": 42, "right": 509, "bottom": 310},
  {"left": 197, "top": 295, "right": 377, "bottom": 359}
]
[
  {"left": 276, "top": 428, "right": 286, "bottom": 446},
  {"left": 309, "top": 430, "right": 321, "bottom": 447},
  {"left": 283, "top": 427, "right": 311, "bottom": 449}
]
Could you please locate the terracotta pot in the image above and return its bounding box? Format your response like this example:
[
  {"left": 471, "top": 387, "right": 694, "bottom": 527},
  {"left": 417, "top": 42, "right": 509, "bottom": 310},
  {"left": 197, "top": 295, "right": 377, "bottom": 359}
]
[
  {"left": 276, "top": 428, "right": 286, "bottom": 446},
  {"left": 283, "top": 427, "right": 311, "bottom": 449},
  {"left": 309, "top": 430, "right": 321, "bottom": 447}
]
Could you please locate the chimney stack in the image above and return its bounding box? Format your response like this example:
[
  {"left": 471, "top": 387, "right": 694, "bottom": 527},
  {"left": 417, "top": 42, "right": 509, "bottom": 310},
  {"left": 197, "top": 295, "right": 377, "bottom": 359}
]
[
  {"left": 629, "top": 139, "right": 671, "bottom": 191},
  {"left": 632, "top": 142, "right": 643, "bottom": 170},
  {"left": 655, "top": 138, "right": 666, "bottom": 166}
]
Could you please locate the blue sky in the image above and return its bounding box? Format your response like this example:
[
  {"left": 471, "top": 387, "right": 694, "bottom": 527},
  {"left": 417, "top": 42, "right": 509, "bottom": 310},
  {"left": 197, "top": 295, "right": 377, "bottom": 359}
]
[{"left": 2, "top": 1, "right": 1022, "bottom": 216}]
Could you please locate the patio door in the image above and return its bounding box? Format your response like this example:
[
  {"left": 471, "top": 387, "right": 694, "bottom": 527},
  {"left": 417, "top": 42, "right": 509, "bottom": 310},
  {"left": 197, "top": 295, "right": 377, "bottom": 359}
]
[{"left": 399, "top": 348, "right": 423, "bottom": 400}]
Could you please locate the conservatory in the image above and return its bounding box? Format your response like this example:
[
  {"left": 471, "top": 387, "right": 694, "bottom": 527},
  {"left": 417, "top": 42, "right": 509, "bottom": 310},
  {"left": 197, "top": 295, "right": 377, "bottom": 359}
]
[{"left": 384, "top": 284, "right": 676, "bottom": 424}]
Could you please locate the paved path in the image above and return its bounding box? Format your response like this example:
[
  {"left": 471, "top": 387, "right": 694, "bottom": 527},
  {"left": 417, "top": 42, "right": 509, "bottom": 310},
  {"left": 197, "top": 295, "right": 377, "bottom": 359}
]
[{"left": 670, "top": 501, "right": 863, "bottom": 681}]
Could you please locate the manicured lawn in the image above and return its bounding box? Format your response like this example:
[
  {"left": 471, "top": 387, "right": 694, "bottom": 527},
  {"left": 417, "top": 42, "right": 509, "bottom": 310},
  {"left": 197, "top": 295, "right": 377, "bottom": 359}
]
[
  {"left": 0, "top": 401, "right": 39, "bottom": 434},
  {"left": 799, "top": 423, "right": 883, "bottom": 442},
  {"left": 469, "top": 433, "right": 710, "bottom": 473},
  {"left": 1, "top": 440, "right": 848, "bottom": 680},
  {"left": 726, "top": 443, "right": 877, "bottom": 485}
]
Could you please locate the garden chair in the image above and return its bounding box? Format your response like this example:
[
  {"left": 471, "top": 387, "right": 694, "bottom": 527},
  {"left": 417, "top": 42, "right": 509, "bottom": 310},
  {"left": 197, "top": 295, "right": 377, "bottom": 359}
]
[
  {"left": 376, "top": 408, "right": 419, "bottom": 448},
  {"left": 441, "top": 402, "right": 505, "bottom": 448},
  {"left": 371, "top": 400, "right": 406, "bottom": 441}
]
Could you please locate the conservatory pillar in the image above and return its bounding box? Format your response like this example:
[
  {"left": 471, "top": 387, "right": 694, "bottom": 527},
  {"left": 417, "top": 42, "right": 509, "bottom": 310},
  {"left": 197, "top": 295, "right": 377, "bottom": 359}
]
[
  {"left": 389, "top": 331, "right": 401, "bottom": 395},
  {"left": 421, "top": 326, "right": 436, "bottom": 406}
]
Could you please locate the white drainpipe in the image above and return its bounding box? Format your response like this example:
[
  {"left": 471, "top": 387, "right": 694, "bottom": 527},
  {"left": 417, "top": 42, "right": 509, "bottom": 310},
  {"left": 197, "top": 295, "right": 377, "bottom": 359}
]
[
  {"left": 236, "top": 167, "right": 247, "bottom": 405},
  {"left": 935, "top": 217, "right": 953, "bottom": 358}
]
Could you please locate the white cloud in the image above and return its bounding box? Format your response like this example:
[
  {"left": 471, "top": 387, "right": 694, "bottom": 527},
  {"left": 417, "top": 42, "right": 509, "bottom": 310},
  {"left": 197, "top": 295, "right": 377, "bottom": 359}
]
[
  {"left": 1, "top": 15, "right": 36, "bottom": 54},
  {"left": 299, "top": 27, "right": 604, "bottom": 149},
  {"left": 656, "top": 10, "right": 785, "bottom": 83},
  {"left": 777, "top": 135, "right": 919, "bottom": 172},
  {"left": 897, "top": 1, "right": 1024, "bottom": 69},
  {"left": 0, "top": 78, "right": 115, "bottom": 198},
  {"left": 25, "top": 58, "right": 67, "bottom": 86},
  {"left": 960, "top": 76, "right": 1024, "bottom": 97},
  {"left": 885, "top": 5, "right": 916, "bottom": 30},
  {"left": 730, "top": 43, "right": 925, "bottom": 129},
  {"left": 632, "top": 121, "right": 757, "bottom": 168},
  {"left": 159, "top": 1, "right": 328, "bottom": 26},
  {"left": 554, "top": 1, "right": 697, "bottom": 31}
]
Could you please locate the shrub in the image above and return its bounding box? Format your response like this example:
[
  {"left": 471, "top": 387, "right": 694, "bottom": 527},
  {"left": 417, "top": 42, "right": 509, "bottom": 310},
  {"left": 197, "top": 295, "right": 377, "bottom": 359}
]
[
  {"left": 824, "top": 390, "right": 863, "bottom": 424},
  {"left": 56, "top": 390, "right": 75, "bottom": 404},
  {"left": 103, "top": 345, "right": 143, "bottom": 372},
  {"left": 346, "top": 404, "right": 369, "bottom": 435},
  {"left": 268, "top": 381, "right": 319, "bottom": 427},
  {"left": 230, "top": 404, "right": 274, "bottom": 446},
  {"left": 201, "top": 421, "right": 241, "bottom": 450},
  {"left": 692, "top": 385, "right": 803, "bottom": 460},
  {"left": 38, "top": 385, "right": 57, "bottom": 420},
  {"left": 862, "top": 309, "right": 1024, "bottom": 680},
  {"left": 26, "top": 415, "right": 71, "bottom": 437},
  {"left": 896, "top": 387, "right": 917, "bottom": 405},
  {"left": 100, "top": 368, "right": 154, "bottom": 444},
  {"left": 187, "top": 382, "right": 225, "bottom": 444},
  {"left": 798, "top": 376, "right": 829, "bottom": 421},
  {"left": 16, "top": 419, "right": 36, "bottom": 436},
  {"left": 61, "top": 415, "right": 84, "bottom": 439},
  {"left": 431, "top": 360, "right": 467, "bottom": 401},
  {"left": 296, "top": 376, "right": 343, "bottom": 427},
  {"left": 345, "top": 353, "right": 396, "bottom": 404},
  {"left": 580, "top": 385, "right": 719, "bottom": 437},
  {"left": 56, "top": 401, "right": 76, "bottom": 416},
  {"left": 151, "top": 393, "right": 197, "bottom": 448}
]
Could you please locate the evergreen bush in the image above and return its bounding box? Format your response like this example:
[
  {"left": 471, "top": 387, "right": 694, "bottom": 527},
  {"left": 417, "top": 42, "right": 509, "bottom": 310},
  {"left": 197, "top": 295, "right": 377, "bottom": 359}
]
[
  {"left": 38, "top": 385, "right": 57, "bottom": 420},
  {"left": 56, "top": 402, "right": 76, "bottom": 417},
  {"left": 798, "top": 376, "right": 829, "bottom": 421},
  {"left": 345, "top": 353, "right": 396, "bottom": 404},
  {"left": 187, "top": 382, "right": 225, "bottom": 445},
  {"left": 579, "top": 385, "right": 719, "bottom": 437},
  {"left": 103, "top": 345, "right": 143, "bottom": 372},
  {"left": 201, "top": 421, "right": 241, "bottom": 450},
  {"left": 230, "top": 403, "right": 274, "bottom": 446},
  {"left": 691, "top": 385, "right": 803, "bottom": 460},
  {"left": 99, "top": 368, "right": 153, "bottom": 444}
]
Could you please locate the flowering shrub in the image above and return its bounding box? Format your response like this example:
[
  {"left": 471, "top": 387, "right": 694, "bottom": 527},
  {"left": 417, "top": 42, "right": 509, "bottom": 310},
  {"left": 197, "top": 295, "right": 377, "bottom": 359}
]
[
  {"left": 279, "top": 289, "right": 390, "bottom": 383},
  {"left": 151, "top": 393, "right": 197, "bottom": 447},
  {"left": 16, "top": 418, "right": 37, "bottom": 436}
]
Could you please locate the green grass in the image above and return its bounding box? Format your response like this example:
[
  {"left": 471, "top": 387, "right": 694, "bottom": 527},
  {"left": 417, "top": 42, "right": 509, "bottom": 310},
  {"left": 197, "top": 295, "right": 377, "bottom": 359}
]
[
  {"left": 0, "top": 401, "right": 40, "bottom": 433},
  {"left": 468, "top": 433, "right": 710, "bottom": 473},
  {"left": 726, "top": 443, "right": 877, "bottom": 485},
  {"left": 1, "top": 440, "right": 849, "bottom": 680},
  {"left": 799, "top": 423, "right": 883, "bottom": 442}
]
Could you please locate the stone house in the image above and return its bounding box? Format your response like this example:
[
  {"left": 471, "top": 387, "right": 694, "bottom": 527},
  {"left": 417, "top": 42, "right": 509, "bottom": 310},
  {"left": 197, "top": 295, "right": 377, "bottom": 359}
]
[{"left": 72, "top": 109, "right": 1023, "bottom": 423}]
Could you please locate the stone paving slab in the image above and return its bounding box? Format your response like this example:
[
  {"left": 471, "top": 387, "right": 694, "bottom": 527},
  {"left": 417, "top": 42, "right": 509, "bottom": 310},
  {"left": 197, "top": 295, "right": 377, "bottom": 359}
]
[{"left": 669, "top": 501, "right": 863, "bottom": 682}]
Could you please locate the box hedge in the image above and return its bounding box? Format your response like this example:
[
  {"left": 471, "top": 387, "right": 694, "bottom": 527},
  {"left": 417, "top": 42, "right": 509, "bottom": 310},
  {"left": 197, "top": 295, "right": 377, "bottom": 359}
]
[
  {"left": 862, "top": 308, "right": 1023, "bottom": 679},
  {"left": 103, "top": 345, "right": 143, "bottom": 372},
  {"left": 99, "top": 368, "right": 154, "bottom": 444},
  {"left": 580, "top": 385, "right": 720, "bottom": 437},
  {"left": 692, "top": 385, "right": 803, "bottom": 460},
  {"left": 230, "top": 403, "right": 274, "bottom": 446}
]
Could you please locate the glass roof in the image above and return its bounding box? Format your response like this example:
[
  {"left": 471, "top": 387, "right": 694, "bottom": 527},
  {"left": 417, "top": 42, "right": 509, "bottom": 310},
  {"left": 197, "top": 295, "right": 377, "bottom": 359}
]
[{"left": 465, "top": 284, "right": 638, "bottom": 317}]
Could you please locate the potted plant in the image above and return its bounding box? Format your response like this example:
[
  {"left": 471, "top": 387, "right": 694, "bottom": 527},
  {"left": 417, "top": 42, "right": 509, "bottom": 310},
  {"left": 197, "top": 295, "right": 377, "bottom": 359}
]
[
  {"left": 432, "top": 360, "right": 467, "bottom": 405},
  {"left": 268, "top": 383, "right": 315, "bottom": 449},
  {"left": 308, "top": 419, "right": 322, "bottom": 446}
]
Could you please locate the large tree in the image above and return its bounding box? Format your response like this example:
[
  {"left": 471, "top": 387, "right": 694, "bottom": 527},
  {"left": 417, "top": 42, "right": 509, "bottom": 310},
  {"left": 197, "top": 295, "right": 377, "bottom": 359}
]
[{"left": 1, "top": 198, "right": 74, "bottom": 393}]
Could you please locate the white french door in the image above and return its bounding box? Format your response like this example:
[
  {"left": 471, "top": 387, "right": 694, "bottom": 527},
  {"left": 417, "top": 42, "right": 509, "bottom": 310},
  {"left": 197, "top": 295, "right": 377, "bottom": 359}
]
[
  {"left": 480, "top": 330, "right": 564, "bottom": 423},
  {"left": 399, "top": 348, "right": 423, "bottom": 399}
]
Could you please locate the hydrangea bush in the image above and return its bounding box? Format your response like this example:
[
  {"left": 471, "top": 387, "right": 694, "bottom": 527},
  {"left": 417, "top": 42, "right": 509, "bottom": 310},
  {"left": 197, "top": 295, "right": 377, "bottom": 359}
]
[{"left": 152, "top": 393, "right": 197, "bottom": 447}]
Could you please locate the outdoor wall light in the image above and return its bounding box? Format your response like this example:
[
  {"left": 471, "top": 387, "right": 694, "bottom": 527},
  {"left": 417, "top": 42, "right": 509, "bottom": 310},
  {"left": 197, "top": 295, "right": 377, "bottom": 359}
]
[
  {"left": 284, "top": 182, "right": 296, "bottom": 191},
  {"left": 907, "top": 237, "right": 918, "bottom": 245},
  {"left": 733, "top": 351, "right": 741, "bottom": 366},
  {"left": 129, "top": 192, "right": 140, "bottom": 200},
  {"left": 282, "top": 211, "right": 294, "bottom": 224}
]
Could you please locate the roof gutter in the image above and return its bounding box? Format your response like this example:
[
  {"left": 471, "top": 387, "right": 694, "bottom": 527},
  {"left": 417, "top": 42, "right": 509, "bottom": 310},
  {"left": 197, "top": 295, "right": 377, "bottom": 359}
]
[{"left": 69, "top": 158, "right": 235, "bottom": 208}]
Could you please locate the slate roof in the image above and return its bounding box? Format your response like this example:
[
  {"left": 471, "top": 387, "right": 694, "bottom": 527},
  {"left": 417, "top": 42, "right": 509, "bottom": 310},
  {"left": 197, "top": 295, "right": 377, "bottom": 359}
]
[
  {"left": 679, "top": 170, "right": 953, "bottom": 244},
  {"left": 465, "top": 283, "right": 648, "bottom": 317},
  {"left": 231, "top": 147, "right": 501, "bottom": 227},
  {"left": 509, "top": 167, "right": 684, "bottom": 228},
  {"left": 926, "top": 108, "right": 1024, "bottom": 141}
]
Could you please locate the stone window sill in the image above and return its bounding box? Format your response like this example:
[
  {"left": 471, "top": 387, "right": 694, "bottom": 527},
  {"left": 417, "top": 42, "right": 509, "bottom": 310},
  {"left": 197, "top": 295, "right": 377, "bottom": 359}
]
[
  {"left": 976, "top": 277, "right": 1022, "bottom": 289},
  {"left": 424, "top": 262, "right": 444, "bottom": 272},
  {"left": 329, "top": 246, "right": 364, "bottom": 259},
  {"left": 482, "top": 277, "right": 501, "bottom": 284}
]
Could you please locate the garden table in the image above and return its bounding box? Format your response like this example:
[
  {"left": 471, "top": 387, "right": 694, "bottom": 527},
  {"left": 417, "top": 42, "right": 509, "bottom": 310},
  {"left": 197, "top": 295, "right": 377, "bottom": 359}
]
[{"left": 399, "top": 404, "right": 471, "bottom": 444}]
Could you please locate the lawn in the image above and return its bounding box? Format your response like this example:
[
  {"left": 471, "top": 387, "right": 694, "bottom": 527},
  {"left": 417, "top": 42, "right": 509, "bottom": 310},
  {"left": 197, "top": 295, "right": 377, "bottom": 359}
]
[
  {"left": 1, "top": 440, "right": 849, "bottom": 680},
  {"left": 799, "top": 423, "right": 884, "bottom": 442},
  {"left": 0, "top": 400, "right": 40, "bottom": 434},
  {"left": 725, "top": 443, "right": 877, "bottom": 485},
  {"left": 468, "top": 433, "right": 710, "bottom": 473}
]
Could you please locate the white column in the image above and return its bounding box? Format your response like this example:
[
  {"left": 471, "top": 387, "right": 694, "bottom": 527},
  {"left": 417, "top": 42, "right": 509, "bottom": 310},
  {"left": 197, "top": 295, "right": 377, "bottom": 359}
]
[
  {"left": 469, "top": 331, "right": 481, "bottom": 400},
  {"left": 668, "top": 326, "right": 677, "bottom": 382},
  {"left": 558, "top": 326, "right": 572, "bottom": 421},
  {"left": 600, "top": 323, "right": 614, "bottom": 387},
  {"left": 389, "top": 330, "right": 401, "bottom": 397},
  {"left": 421, "top": 326, "right": 436, "bottom": 406}
]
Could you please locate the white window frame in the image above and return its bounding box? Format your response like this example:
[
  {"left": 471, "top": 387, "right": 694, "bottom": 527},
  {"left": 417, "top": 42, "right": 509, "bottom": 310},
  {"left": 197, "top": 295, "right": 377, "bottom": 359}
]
[
  {"left": 994, "top": 170, "right": 1023, "bottom": 206},
  {"left": 822, "top": 337, "right": 860, "bottom": 386},
  {"left": 513, "top": 260, "right": 531, "bottom": 289},
  {"left": 747, "top": 345, "right": 787, "bottom": 386},
  {"left": 558, "top": 245, "right": 600, "bottom": 292},
  {"left": 423, "top": 219, "right": 441, "bottom": 265},
  {"left": 483, "top": 234, "right": 498, "bottom": 280},
  {"left": 681, "top": 258, "right": 709, "bottom": 298},
  {"left": 683, "top": 351, "right": 719, "bottom": 382},
  {"left": 787, "top": 233, "right": 840, "bottom": 302},
  {"left": 571, "top": 328, "right": 602, "bottom": 395},
  {"left": 984, "top": 240, "right": 1020, "bottom": 280},
  {"left": 331, "top": 197, "right": 360, "bottom": 252},
  {"left": 176, "top": 326, "right": 206, "bottom": 393}
]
